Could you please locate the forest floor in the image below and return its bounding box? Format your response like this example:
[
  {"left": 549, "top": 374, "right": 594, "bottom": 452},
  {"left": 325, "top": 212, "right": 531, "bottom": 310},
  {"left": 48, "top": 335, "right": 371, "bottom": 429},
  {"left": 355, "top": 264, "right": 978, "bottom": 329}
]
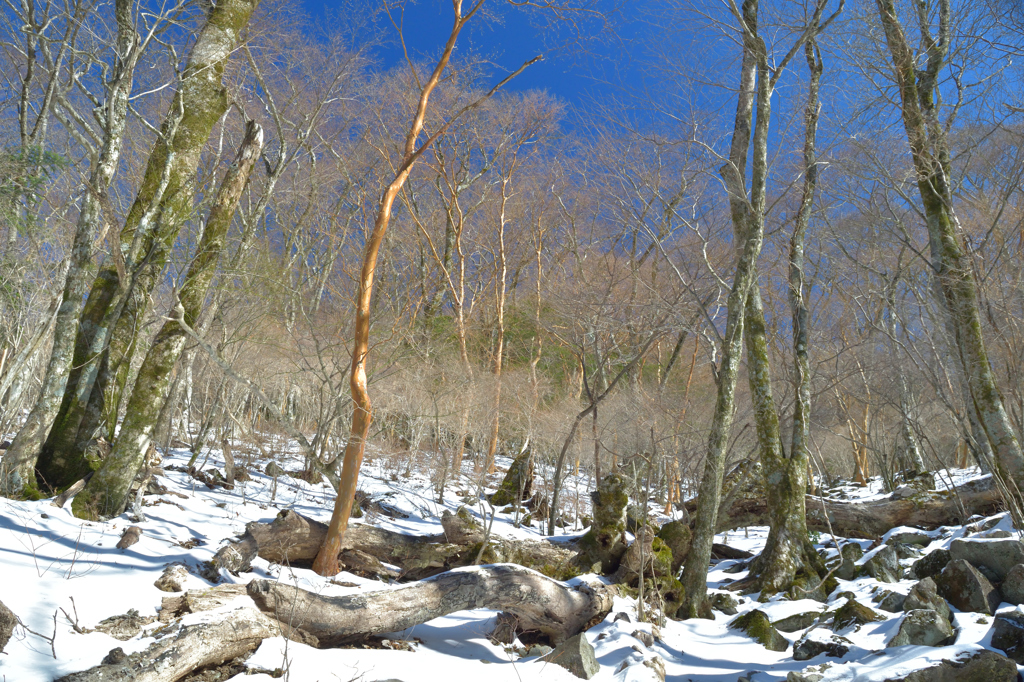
[{"left": 0, "top": 442, "right": 1019, "bottom": 682}]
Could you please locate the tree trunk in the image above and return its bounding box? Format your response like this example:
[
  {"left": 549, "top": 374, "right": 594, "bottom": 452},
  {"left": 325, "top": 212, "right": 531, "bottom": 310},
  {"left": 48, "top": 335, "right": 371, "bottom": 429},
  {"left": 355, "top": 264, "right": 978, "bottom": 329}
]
[
  {"left": 743, "top": 35, "right": 827, "bottom": 599},
  {"left": 72, "top": 121, "right": 263, "bottom": 519},
  {"left": 54, "top": 607, "right": 277, "bottom": 682},
  {"left": 697, "top": 474, "right": 1003, "bottom": 539},
  {"left": 36, "top": 0, "right": 261, "bottom": 492},
  {"left": 248, "top": 564, "right": 615, "bottom": 646},
  {"left": 875, "top": 0, "right": 1024, "bottom": 497},
  {"left": 0, "top": 0, "right": 138, "bottom": 496}
]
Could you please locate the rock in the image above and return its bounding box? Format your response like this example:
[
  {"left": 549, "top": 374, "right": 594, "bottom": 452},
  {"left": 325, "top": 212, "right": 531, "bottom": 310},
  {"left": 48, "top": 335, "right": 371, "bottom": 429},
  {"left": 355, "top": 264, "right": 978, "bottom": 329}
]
[
  {"left": 835, "top": 543, "right": 863, "bottom": 580},
  {"left": 793, "top": 628, "right": 852, "bottom": 660},
  {"left": 935, "top": 559, "right": 1001, "bottom": 615},
  {"left": 773, "top": 611, "right": 821, "bottom": 633},
  {"left": 873, "top": 589, "right": 906, "bottom": 613},
  {"left": 573, "top": 473, "right": 629, "bottom": 574},
  {"left": 631, "top": 630, "right": 655, "bottom": 647},
  {"left": 830, "top": 598, "right": 884, "bottom": 631},
  {"left": 787, "top": 673, "right": 824, "bottom": 682},
  {"left": 992, "top": 609, "right": 1024, "bottom": 664},
  {"left": 613, "top": 612, "right": 631, "bottom": 623},
  {"left": 729, "top": 610, "right": 788, "bottom": 652},
  {"left": 889, "top": 542, "right": 921, "bottom": 560},
  {"left": 0, "top": 599, "right": 17, "bottom": 653},
  {"left": 116, "top": 526, "right": 142, "bottom": 550},
  {"left": 655, "top": 520, "right": 691, "bottom": 573},
  {"left": 910, "top": 548, "right": 951, "bottom": 580},
  {"left": 540, "top": 633, "right": 600, "bottom": 679},
  {"left": 904, "top": 577, "right": 951, "bottom": 621},
  {"left": 887, "top": 609, "right": 956, "bottom": 647},
  {"left": 950, "top": 537, "right": 1024, "bottom": 582},
  {"left": 710, "top": 592, "right": 740, "bottom": 616},
  {"left": 264, "top": 461, "right": 285, "bottom": 477},
  {"left": 862, "top": 545, "right": 902, "bottom": 583},
  {"left": 1003, "top": 564, "right": 1024, "bottom": 605},
  {"left": 888, "top": 530, "right": 932, "bottom": 547},
  {"left": 885, "top": 649, "right": 1018, "bottom": 682},
  {"left": 490, "top": 450, "right": 534, "bottom": 507},
  {"left": 154, "top": 564, "right": 190, "bottom": 593}
]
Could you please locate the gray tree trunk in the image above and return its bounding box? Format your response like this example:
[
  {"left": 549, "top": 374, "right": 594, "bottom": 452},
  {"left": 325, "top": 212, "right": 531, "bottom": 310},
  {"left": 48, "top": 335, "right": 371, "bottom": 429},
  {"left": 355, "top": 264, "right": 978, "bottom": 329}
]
[
  {"left": 1, "top": 0, "right": 138, "bottom": 496},
  {"left": 73, "top": 122, "right": 263, "bottom": 519},
  {"left": 36, "top": 0, "right": 262, "bottom": 493}
]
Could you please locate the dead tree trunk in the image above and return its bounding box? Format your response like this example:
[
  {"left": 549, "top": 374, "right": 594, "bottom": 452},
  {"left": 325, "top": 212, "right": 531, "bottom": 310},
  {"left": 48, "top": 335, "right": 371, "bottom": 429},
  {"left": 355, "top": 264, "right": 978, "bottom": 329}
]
[
  {"left": 206, "top": 509, "right": 577, "bottom": 581},
  {"left": 697, "top": 474, "right": 1003, "bottom": 539},
  {"left": 248, "top": 564, "right": 615, "bottom": 646},
  {"left": 54, "top": 607, "right": 276, "bottom": 682}
]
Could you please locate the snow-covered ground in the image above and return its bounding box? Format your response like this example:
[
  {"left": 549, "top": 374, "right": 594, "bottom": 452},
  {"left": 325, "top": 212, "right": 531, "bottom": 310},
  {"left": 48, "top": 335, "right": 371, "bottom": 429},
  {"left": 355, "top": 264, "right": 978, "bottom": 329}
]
[{"left": 1, "top": 445, "right": 1021, "bottom": 682}]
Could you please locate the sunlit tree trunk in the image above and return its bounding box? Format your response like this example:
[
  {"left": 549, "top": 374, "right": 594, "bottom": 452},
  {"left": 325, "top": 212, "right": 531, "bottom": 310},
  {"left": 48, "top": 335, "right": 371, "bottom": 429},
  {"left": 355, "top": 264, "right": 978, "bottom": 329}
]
[
  {"left": 72, "top": 121, "right": 263, "bottom": 519},
  {"left": 35, "top": 0, "right": 262, "bottom": 492},
  {"left": 1, "top": 0, "right": 138, "bottom": 496},
  {"left": 875, "top": 0, "right": 1024, "bottom": 498}
]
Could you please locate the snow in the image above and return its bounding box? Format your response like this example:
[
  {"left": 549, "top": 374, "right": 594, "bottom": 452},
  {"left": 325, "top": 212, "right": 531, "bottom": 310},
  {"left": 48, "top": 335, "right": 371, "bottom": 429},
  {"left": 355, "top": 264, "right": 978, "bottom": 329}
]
[{"left": 1, "top": 447, "right": 1022, "bottom": 682}]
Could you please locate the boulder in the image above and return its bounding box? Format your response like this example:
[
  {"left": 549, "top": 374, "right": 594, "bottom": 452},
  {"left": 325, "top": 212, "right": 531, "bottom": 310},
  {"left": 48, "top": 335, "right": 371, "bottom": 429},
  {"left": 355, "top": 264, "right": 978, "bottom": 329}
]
[
  {"left": 862, "top": 545, "right": 902, "bottom": 583},
  {"left": 573, "top": 473, "right": 629, "bottom": 574},
  {"left": 0, "top": 599, "right": 17, "bottom": 653},
  {"left": 888, "top": 530, "right": 932, "bottom": 547},
  {"left": 490, "top": 450, "right": 534, "bottom": 507},
  {"left": 710, "top": 592, "right": 740, "bottom": 616},
  {"left": 991, "top": 608, "right": 1024, "bottom": 664},
  {"left": 950, "top": 537, "right": 1024, "bottom": 582},
  {"left": 884, "top": 649, "right": 1018, "bottom": 682},
  {"left": 655, "top": 520, "right": 691, "bottom": 573},
  {"left": 154, "top": 564, "right": 190, "bottom": 593},
  {"left": 873, "top": 589, "right": 906, "bottom": 613},
  {"left": 830, "top": 598, "right": 885, "bottom": 631},
  {"left": 904, "top": 577, "right": 951, "bottom": 621},
  {"left": 935, "top": 559, "right": 1001, "bottom": 615},
  {"left": 773, "top": 611, "right": 821, "bottom": 633},
  {"left": 1002, "top": 564, "right": 1024, "bottom": 606},
  {"left": 835, "top": 543, "right": 863, "bottom": 581},
  {"left": 887, "top": 609, "right": 956, "bottom": 647},
  {"left": 793, "top": 628, "right": 852, "bottom": 660},
  {"left": 910, "top": 548, "right": 951, "bottom": 580},
  {"left": 729, "top": 610, "right": 788, "bottom": 652},
  {"left": 539, "top": 632, "right": 600, "bottom": 680}
]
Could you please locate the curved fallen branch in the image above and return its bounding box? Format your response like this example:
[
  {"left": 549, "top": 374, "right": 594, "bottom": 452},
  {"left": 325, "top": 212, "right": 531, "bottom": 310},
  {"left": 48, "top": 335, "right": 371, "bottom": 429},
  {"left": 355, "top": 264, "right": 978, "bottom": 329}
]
[{"left": 247, "top": 563, "right": 615, "bottom": 646}]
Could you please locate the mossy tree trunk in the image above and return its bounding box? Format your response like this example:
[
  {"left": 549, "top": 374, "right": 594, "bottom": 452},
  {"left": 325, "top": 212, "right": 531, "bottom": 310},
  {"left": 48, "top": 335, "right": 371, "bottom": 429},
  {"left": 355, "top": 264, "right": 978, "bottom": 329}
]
[
  {"left": 72, "top": 121, "right": 264, "bottom": 520},
  {"left": 1, "top": 0, "right": 138, "bottom": 496},
  {"left": 743, "top": 35, "right": 832, "bottom": 600},
  {"left": 35, "top": 0, "right": 262, "bottom": 492},
  {"left": 875, "top": 0, "right": 1024, "bottom": 498},
  {"left": 679, "top": 0, "right": 839, "bottom": 616}
]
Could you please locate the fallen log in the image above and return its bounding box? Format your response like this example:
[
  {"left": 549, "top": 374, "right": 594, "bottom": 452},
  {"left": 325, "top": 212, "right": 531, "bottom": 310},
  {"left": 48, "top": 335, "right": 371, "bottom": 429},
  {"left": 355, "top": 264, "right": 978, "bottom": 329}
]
[
  {"left": 207, "top": 509, "right": 577, "bottom": 581},
  {"left": 54, "top": 607, "right": 276, "bottom": 682},
  {"left": 698, "top": 474, "right": 1004, "bottom": 539},
  {"left": 247, "top": 563, "right": 615, "bottom": 646}
]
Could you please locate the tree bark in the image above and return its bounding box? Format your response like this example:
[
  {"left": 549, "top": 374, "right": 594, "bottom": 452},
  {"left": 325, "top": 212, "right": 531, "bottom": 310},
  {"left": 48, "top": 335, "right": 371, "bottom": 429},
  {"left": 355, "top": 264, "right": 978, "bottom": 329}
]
[
  {"left": 248, "top": 564, "right": 615, "bottom": 646},
  {"left": 54, "top": 607, "right": 276, "bottom": 682},
  {"left": 72, "top": 121, "right": 263, "bottom": 519},
  {"left": 696, "top": 474, "right": 1003, "bottom": 539},
  {"left": 0, "top": 0, "right": 138, "bottom": 496},
  {"left": 875, "top": 0, "right": 1024, "bottom": 498},
  {"left": 36, "top": 0, "right": 262, "bottom": 492},
  {"left": 207, "top": 509, "right": 576, "bottom": 582}
]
